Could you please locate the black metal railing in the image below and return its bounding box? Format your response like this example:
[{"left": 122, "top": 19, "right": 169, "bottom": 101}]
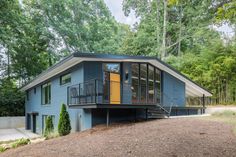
[{"left": 67, "top": 79, "right": 159, "bottom": 106}]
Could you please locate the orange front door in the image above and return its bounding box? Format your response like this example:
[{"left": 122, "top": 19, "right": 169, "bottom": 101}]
[{"left": 110, "top": 73, "right": 120, "bottom": 104}]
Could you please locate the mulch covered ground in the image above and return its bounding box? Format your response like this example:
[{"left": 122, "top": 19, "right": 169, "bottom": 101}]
[{"left": 1, "top": 118, "right": 236, "bottom": 157}]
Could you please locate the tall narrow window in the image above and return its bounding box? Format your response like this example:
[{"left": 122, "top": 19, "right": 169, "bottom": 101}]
[
  {"left": 155, "top": 69, "right": 161, "bottom": 103},
  {"left": 42, "top": 115, "right": 55, "bottom": 134},
  {"left": 131, "top": 63, "right": 139, "bottom": 103},
  {"left": 42, "top": 82, "right": 51, "bottom": 105},
  {"left": 140, "top": 64, "right": 147, "bottom": 103},
  {"left": 26, "top": 91, "right": 29, "bottom": 101},
  {"left": 148, "top": 65, "right": 154, "bottom": 103},
  {"left": 60, "top": 73, "right": 71, "bottom": 85}
]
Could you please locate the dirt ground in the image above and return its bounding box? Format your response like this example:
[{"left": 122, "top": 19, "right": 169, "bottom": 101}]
[{"left": 1, "top": 118, "right": 236, "bottom": 157}]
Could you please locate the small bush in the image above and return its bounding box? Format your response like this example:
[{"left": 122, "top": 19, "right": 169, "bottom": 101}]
[
  {"left": 0, "top": 146, "right": 6, "bottom": 152},
  {"left": 58, "top": 104, "right": 71, "bottom": 136},
  {"left": 44, "top": 116, "right": 54, "bottom": 137},
  {"left": 11, "top": 138, "right": 30, "bottom": 148}
]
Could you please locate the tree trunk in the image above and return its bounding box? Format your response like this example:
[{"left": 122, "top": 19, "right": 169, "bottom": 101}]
[
  {"left": 178, "top": 5, "right": 183, "bottom": 57},
  {"left": 7, "top": 50, "right": 10, "bottom": 78},
  {"left": 161, "top": 0, "right": 167, "bottom": 60},
  {"left": 156, "top": 0, "right": 160, "bottom": 57}
]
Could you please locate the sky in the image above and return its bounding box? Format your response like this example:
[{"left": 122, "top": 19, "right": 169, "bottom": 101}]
[
  {"left": 103, "top": 0, "right": 138, "bottom": 26},
  {"left": 104, "top": 0, "right": 234, "bottom": 37}
]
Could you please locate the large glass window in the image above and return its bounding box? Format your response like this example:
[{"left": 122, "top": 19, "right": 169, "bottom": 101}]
[
  {"left": 103, "top": 63, "right": 120, "bottom": 73},
  {"left": 60, "top": 73, "right": 71, "bottom": 85},
  {"left": 148, "top": 65, "right": 154, "bottom": 103},
  {"left": 155, "top": 68, "right": 161, "bottom": 103},
  {"left": 140, "top": 64, "right": 147, "bottom": 103},
  {"left": 42, "top": 82, "right": 51, "bottom": 105},
  {"left": 131, "top": 63, "right": 161, "bottom": 104},
  {"left": 131, "top": 63, "right": 139, "bottom": 103}
]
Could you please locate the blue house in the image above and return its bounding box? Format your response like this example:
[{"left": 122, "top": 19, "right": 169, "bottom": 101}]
[{"left": 21, "top": 53, "right": 212, "bottom": 134}]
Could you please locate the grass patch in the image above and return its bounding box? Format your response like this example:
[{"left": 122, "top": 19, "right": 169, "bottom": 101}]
[
  {"left": 0, "top": 146, "right": 6, "bottom": 152},
  {"left": 44, "top": 132, "right": 59, "bottom": 140},
  {"left": 11, "top": 138, "right": 30, "bottom": 148},
  {"left": 0, "top": 139, "right": 18, "bottom": 145},
  {"left": 203, "top": 110, "right": 236, "bottom": 135},
  {"left": 212, "top": 110, "right": 236, "bottom": 117}
]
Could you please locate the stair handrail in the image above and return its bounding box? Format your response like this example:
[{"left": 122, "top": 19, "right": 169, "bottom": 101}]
[{"left": 158, "top": 92, "right": 176, "bottom": 117}]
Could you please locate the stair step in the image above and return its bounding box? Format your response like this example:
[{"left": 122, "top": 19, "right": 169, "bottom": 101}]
[
  {"left": 148, "top": 115, "right": 167, "bottom": 119},
  {"left": 147, "top": 106, "right": 170, "bottom": 119},
  {"left": 148, "top": 110, "right": 165, "bottom": 114}
]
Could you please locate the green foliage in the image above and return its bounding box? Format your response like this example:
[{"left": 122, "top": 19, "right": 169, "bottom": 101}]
[
  {"left": 11, "top": 138, "right": 30, "bottom": 148},
  {"left": 44, "top": 116, "right": 54, "bottom": 137},
  {"left": 0, "top": 146, "right": 6, "bottom": 153},
  {"left": 0, "top": 78, "right": 24, "bottom": 116},
  {"left": 58, "top": 104, "right": 71, "bottom": 136},
  {"left": 216, "top": 1, "right": 236, "bottom": 24}
]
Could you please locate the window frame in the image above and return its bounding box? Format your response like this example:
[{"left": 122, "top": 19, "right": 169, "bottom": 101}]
[
  {"left": 131, "top": 62, "right": 161, "bottom": 104},
  {"left": 60, "top": 73, "right": 71, "bottom": 85},
  {"left": 42, "top": 115, "right": 55, "bottom": 134},
  {"left": 131, "top": 63, "right": 140, "bottom": 103},
  {"left": 154, "top": 68, "right": 161, "bottom": 104},
  {"left": 148, "top": 64, "right": 155, "bottom": 103},
  {"left": 103, "top": 63, "right": 120, "bottom": 74},
  {"left": 26, "top": 90, "right": 29, "bottom": 101},
  {"left": 41, "top": 82, "right": 51, "bottom": 105}
]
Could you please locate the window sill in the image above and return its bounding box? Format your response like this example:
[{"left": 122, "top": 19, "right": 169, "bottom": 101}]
[
  {"left": 60, "top": 82, "right": 71, "bottom": 87},
  {"left": 41, "top": 104, "right": 51, "bottom": 107}
]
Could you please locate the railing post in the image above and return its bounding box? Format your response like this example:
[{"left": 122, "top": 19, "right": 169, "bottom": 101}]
[
  {"left": 67, "top": 86, "right": 69, "bottom": 106},
  {"left": 94, "top": 79, "right": 97, "bottom": 104},
  {"left": 79, "top": 83, "right": 81, "bottom": 104}
]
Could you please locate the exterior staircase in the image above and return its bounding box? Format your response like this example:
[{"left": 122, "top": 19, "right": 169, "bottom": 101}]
[
  {"left": 148, "top": 92, "right": 175, "bottom": 119},
  {"left": 147, "top": 104, "right": 173, "bottom": 119}
]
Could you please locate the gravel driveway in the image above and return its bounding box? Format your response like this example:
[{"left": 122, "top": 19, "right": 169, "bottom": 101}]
[{"left": 1, "top": 118, "right": 236, "bottom": 157}]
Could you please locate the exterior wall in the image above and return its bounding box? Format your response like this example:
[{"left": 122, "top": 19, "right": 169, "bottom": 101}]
[
  {"left": 25, "top": 63, "right": 92, "bottom": 134},
  {"left": 162, "top": 72, "right": 186, "bottom": 107},
  {"left": 0, "top": 117, "right": 25, "bottom": 129}
]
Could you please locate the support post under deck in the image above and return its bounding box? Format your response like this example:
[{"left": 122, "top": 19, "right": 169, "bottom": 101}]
[
  {"left": 145, "top": 108, "right": 148, "bottom": 120},
  {"left": 202, "top": 94, "right": 205, "bottom": 114},
  {"left": 106, "top": 108, "right": 109, "bottom": 127}
]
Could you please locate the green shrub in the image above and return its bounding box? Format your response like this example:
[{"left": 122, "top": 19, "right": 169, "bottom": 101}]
[
  {"left": 0, "top": 146, "right": 6, "bottom": 152},
  {"left": 11, "top": 138, "right": 30, "bottom": 148},
  {"left": 44, "top": 116, "right": 54, "bottom": 137},
  {"left": 58, "top": 104, "right": 71, "bottom": 136}
]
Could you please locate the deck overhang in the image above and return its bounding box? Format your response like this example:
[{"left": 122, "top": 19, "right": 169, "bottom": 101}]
[{"left": 68, "top": 103, "right": 157, "bottom": 109}]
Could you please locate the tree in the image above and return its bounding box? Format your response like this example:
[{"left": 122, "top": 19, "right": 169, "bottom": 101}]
[
  {"left": 44, "top": 116, "right": 54, "bottom": 136},
  {"left": 216, "top": 0, "right": 236, "bottom": 24},
  {"left": 58, "top": 104, "right": 71, "bottom": 136},
  {"left": 0, "top": 78, "right": 24, "bottom": 116}
]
